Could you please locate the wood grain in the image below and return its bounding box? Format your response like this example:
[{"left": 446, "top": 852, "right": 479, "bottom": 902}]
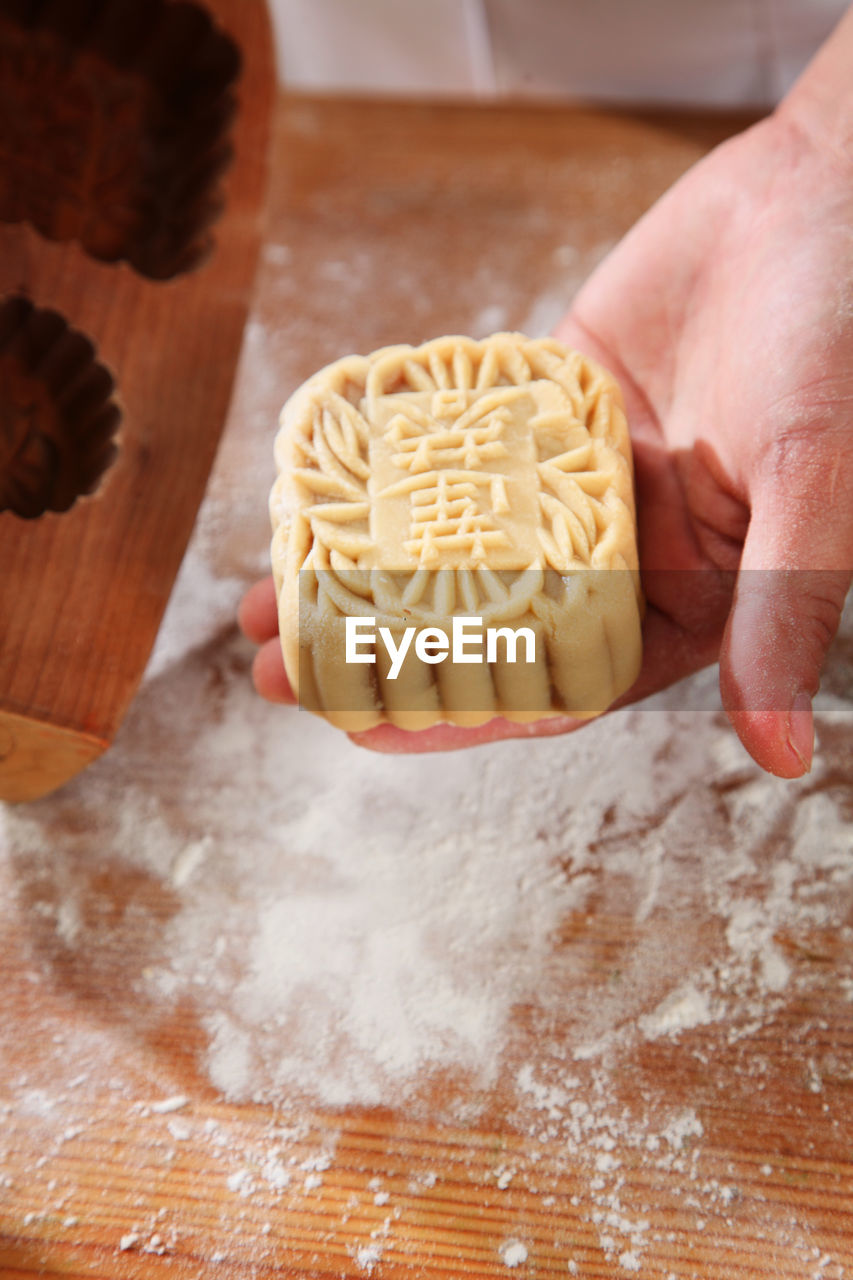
[
  {"left": 0, "top": 0, "right": 273, "bottom": 802},
  {"left": 0, "top": 708, "right": 104, "bottom": 804}
]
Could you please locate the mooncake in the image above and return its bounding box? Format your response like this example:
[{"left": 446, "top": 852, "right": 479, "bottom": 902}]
[{"left": 270, "top": 333, "right": 643, "bottom": 731}]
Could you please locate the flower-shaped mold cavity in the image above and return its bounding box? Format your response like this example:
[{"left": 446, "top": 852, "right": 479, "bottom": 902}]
[
  {"left": 0, "top": 0, "right": 241, "bottom": 279},
  {"left": 0, "top": 295, "right": 121, "bottom": 518}
]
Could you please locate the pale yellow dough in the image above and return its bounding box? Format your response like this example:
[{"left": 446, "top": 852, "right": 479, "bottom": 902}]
[{"left": 270, "top": 333, "right": 643, "bottom": 731}]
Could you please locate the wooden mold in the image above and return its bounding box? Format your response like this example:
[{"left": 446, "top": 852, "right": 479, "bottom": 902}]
[{"left": 0, "top": 0, "right": 274, "bottom": 802}]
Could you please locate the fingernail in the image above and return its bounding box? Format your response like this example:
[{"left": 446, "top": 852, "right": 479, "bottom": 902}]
[{"left": 788, "top": 691, "right": 814, "bottom": 775}]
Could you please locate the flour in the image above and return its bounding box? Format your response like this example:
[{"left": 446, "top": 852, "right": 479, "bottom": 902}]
[
  {"left": 355, "top": 1242, "right": 383, "bottom": 1273},
  {"left": 149, "top": 1094, "right": 189, "bottom": 1115},
  {"left": 126, "top": 670, "right": 718, "bottom": 1113},
  {"left": 3, "top": 605, "right": 853, "bottom": 1269},
  {"left": 499, "top": 1238, "right": 528, "bottom": 1267},
  {"left": 639, "top": 983, "right": 715, "bottom": 1039}
]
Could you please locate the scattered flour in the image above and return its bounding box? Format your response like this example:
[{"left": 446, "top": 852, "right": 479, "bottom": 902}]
[
  {"left": 3, "top": 606, "right": 853, "bottom": 1270},
  {"left": 499, "top": 1238, "right": 529, "bottom": 1267},
  {"left": 149, "top": 1094, "right": 189, "bottom": 1115},
  {"left": 355, "top": 1242, "right": 383, "bottom": 1274},
  {"left": 639, "top": 983, "right": 715, "bottom": 1039}
]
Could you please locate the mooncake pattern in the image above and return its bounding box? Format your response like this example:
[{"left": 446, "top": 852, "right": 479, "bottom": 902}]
[{"left": 270, "top": 333, "right": 643, "bottom": 730}]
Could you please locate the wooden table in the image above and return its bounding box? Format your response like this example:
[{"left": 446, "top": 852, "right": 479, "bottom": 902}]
[{"left": 2, "top": 94, "right": 853, "bottom": 1280}]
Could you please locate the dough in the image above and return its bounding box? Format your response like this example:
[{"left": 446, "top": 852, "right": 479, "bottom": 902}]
[{"left": 270, "top": 333, "right": 643, "bottom": 730}]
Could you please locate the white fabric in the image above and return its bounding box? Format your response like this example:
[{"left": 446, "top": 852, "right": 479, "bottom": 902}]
[{"left": 270, "top": 0, "right": 848, "bottom": 107}]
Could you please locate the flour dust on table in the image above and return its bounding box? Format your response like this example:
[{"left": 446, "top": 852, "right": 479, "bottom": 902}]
[{"left": 2, "top": 578, "right": 853, "bottom": 1271}]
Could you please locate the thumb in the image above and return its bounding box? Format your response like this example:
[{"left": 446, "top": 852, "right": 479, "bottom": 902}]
[{"left": 720, "top": 454, "right": 852, "bottom": 778}]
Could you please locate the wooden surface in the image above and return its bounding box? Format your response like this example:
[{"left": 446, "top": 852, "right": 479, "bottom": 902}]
[
  {"left": 2, "top": 94, "right": 853, "bottom": 1280},
  {"left": 0, "top": 0, "right": 273, "bottom": 802}
]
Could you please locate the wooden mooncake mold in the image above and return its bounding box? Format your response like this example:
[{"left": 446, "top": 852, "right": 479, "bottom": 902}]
[
  {"left": 0, "top": 0, "right": 273, "bottom": 805},
  {"left": 270, "top": 333, "right": 643, "bottom": 730}
]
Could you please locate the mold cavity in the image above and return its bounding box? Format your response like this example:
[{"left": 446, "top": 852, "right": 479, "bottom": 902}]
[
  {"left": 0, "top": 295, "right": 121, "bottom": 519},
  {"left": 0, "top": 0, "right": 241, "bottom": 280}
]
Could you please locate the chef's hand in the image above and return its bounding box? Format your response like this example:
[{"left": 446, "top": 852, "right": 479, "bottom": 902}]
[{"left": 240, "top": 8, "right": 853, "bottom": 778}]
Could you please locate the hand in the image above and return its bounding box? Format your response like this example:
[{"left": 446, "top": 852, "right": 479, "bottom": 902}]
[
  {"left": 241, "top": 51, "right": 853, "bottom": 776},
  {"left": 552, "top": 99, "right": 853, "bottom": 778}
]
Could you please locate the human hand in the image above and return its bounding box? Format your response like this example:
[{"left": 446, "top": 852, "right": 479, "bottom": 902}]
[
  {"left": 551, "top": 95, "right": 853, "bottom": 778},
  {"left": 241, "top": 21, "right": 853, "bottom": 776}
]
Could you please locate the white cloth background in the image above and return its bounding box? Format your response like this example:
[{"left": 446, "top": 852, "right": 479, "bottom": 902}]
[{"left": 269, "top": 0, "right": 848, "bottom": 107}]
